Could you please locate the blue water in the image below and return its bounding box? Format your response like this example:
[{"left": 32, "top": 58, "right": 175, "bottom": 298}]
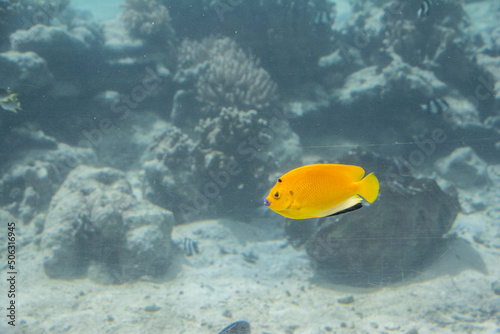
[
  {"left": 0, "top": 0, "right": 499, "bottom": 333},
  {"left": 71, "top": 0, "right": 123, "bottom": 20}
]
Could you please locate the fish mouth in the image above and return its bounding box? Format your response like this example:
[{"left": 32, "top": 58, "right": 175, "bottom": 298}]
[{"left": 264, "top": 198, "right": 270, "bottom": 206}]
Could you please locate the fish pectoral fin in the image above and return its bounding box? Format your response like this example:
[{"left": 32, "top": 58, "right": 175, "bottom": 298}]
[
  {"left": 286, "top": 198, "right": 301, "bottom": 211},
  {"left": 326, "top": 202, "right": 362, "bottom": 217}
]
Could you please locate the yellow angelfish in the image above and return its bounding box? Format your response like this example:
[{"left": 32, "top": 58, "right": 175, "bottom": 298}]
[{"left": 264, "top": 164, "right": 379, "bottom": 219}]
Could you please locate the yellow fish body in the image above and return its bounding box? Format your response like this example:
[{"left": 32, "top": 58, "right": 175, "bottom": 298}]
[{"left": 264, "top": 164, "right": 379, "bottom": 219}]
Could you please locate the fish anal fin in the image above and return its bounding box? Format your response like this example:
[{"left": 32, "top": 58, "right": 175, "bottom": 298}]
[
  {"left": 314, "top": 195, "right": 361, "bottom": 218},
  {"left": 326, "top": 202, "right": 363, "bottom": 217}
]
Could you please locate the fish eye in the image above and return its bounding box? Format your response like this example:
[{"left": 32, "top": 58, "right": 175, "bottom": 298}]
[
  {"left": 273, "top": 191, "right": 280, "bottom": 199},
  {"left": 278, "top": 178, "right": 282, "bottom": 183},
  {"left": 289, "top": 190, "right": 294, "bottom": 196}
]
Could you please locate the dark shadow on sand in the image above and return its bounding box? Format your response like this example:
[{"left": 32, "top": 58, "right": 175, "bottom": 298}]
[{"left": 310, "top": 237, "right": 487, "bottom": 293}]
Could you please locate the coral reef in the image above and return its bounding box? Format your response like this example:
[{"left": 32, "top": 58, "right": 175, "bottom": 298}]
[
  {"left": 120, "top": 0, "right": 174, "bottom": 42},
  {"left": 163, "top": 0, "right": 335, "bottom": 87},
  {"left": 338, "top": 54, "right": 448, "bottom": 105},
  {"left": 0, "top": 129, "right": 97, "bottom": 224},
  {"left": 142, "top": 109, "right": 301, "bottom": 222},
  {"left": 0, "top": 51, "right": 54, "bottom": 94},
  {"left": 328, "top": 0, "right": 494, "bottom": 114},
  {"left": 0, "top": 0, "right": 499, "bottom": 331},
  {"left": 287, "top": 0, "right": 498, "bottom": 161},
  {"left": 0, "top": 0, "right": 70, "bottom": 46},
  {"left": 11, "top": 23, "right": 103, "bottom": 83},
  {"left": 283, "top": 150, "right": 460, "bottom": 286},
  {"left": 41, "top": 165, "right": 174, "bottom": 283},
  {"left": 175, "top": 37, "right": 277, "bottom": 116}
]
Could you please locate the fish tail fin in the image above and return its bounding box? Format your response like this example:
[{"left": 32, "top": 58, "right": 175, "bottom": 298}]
[{"left": 358, "top": 172, "right": 379, "bottom": 203}]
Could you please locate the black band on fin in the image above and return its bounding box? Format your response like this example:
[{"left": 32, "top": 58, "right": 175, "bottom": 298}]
[{"left": 326, "top": 202, "right": 363, "bottom": 217}]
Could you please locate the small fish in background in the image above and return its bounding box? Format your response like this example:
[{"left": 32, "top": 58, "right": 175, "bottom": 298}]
[
  {"left": 182, "top": 237, "right": 200, "bottom": 256},
  {"left": 417, "top": 0, "right": 431, "bottom": 19},
  {"left": 264, "top": 164, "right": 379, "bottom": 219},
  {"left": 0, "top": 89, "right": 22, "bottom": 113},
  {"left": 421, "top": 98, "right": 449, "bottom": 115},
  {"left": 241, "top": 251, "right": 259, "bottom": 264},
  {"left": 218, "top": 320, "right": 251, "bottom": 334}
]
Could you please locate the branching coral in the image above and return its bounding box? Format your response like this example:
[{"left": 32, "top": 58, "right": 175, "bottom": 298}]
[
  {"left": 178, "top": 37, "right": 277, "bottom": 113},
  {"left": 195, "top": 108, "right": 266, "bottom": 152},
  {"left": 121, "top": 0, "right": 174, "bottom": 41}
]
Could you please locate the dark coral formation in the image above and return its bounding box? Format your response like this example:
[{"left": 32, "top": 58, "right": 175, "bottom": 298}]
[{"left": 292, "top": 150, "right": 460, "bottom": 287}]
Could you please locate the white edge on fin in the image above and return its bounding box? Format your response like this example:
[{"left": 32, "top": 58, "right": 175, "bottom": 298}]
[{"left": 314, "top": 195, "right": 361, "bottom": 218}]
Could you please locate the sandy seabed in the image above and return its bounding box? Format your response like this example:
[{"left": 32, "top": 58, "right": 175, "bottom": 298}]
[{"left": 2, "top": 201, "right": 500, "bottom": 334}]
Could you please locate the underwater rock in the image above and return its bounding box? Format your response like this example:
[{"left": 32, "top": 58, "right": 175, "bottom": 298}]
[
  {"left": 436, "top": 146, "right": 488, "bottom": 189},
  {"left": 0, "top": 132, "right": 96, "bottom": 224},
  {"left": 175, "top": 37, "right": 277, "bottom": 115},
  {"left": 41, "top": 165, "right": 174, "bottom": 283},
  {"left": 380, "top": 0, "right": 468, "bottom": 64},
  {"left": 487, "top": 117, "right": 500, "bottom": 155},
  {"left": 0, "top": 51, "right": 54, "bottom": 93},
  {"left": 142, "top": 111, "right": 301, "bottom": 222},
  {"left": 338, "top": 54, "right": 448, "bottom": 105},
  {"left": 381, "top": 0, "right": 494, "bottom": 116},
  {"left": 10, "top": 24, "right": 102, "bottom": 84},
  {"left": 0, "top": 0, "right": 70, "bottom": 46},
  {"left": 99, "top": 16, "right": 173, "bottom": 98},
  {"left": 0, "top": 209, "right": 16, "bottom": 224},
  {"left": 316, "top": 0, "right": 495, "bottom": 138},
  {"left": 99, "top": 3, "right": 175, "bottom": 97},
  {"left": 493, "top": 281, "right": 500, "bottom": 296},
  {"left": 477, "top": 55, "right": 500, "bottom": 119},
  {"left": 102, "top": 17, "right": 147, "bottom": 57},
  {"left": 298, "top": 150, "right": 459, "bottom": 287},
  {"left": 294, "top": 53, "right": 457, "bottom": 155},
  {"left": 18, "top": 186, "right": 39, "bottom": 224},
  {"left": 327, "top": 1, "right": 388, "bottom": 72},
  {"left": 10, "top": 127, "right": 58, "bottom": 150},
  {"left": 435, "top": 146, "right": 495, "bottom": 214}
]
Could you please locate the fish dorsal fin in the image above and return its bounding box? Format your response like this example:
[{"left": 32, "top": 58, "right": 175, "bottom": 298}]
[
  {"left": 326, "top": 202, "right": 363, "bottom": 217},
  {"left": 285, "top": 164, "right": 365, "bottom": 181}
]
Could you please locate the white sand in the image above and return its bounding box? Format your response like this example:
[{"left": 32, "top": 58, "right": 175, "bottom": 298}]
[{"left": 3, "top": 193, "right": 500, "bottom": 334}]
